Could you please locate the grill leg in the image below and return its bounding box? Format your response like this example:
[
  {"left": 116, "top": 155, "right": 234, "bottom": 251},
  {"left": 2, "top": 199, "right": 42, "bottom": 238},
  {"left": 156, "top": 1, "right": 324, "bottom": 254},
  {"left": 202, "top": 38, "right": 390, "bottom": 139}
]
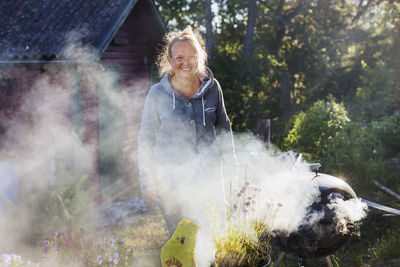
[
  {"left": 325, "top": 256, "right": 333, "bottom": 267},
  {"left": 275, "top": 252, "right": 285, "bottom": 267}
]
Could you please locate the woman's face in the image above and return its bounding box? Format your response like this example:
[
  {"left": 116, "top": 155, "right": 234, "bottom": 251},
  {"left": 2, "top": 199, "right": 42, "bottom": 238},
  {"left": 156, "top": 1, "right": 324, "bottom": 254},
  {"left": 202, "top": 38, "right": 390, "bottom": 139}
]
[{"left": 168, "top": 41, "right": 199, "bottom": 80}]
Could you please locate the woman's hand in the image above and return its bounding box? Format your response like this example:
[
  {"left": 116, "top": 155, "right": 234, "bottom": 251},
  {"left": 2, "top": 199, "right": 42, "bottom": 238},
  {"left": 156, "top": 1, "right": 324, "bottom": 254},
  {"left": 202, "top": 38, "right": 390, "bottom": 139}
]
[{"left": 141, "top": 186, "right": 156, "bottom": 208}]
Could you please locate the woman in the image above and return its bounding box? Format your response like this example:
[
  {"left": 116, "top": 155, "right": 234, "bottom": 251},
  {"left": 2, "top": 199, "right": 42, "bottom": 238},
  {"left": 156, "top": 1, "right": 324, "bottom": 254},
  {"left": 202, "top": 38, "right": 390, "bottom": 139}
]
[{"left": 137, "top": 27, "right": 236, "bottom": 263}]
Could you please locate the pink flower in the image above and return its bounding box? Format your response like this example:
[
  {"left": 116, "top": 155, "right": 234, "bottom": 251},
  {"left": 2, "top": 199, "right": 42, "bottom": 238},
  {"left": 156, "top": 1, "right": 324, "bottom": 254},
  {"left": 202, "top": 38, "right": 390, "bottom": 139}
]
[
  {"left": 52, "top": 232, "right": 60, "bottom": 240},
  {"left": 64, "top": 239, "right": 73, "bottom": 248},
  {"left": 79, "top": 228, "right": 85, "bottom": 236},
  {"left": 42, "top": 241, "right": 49, "bottom": 253}
]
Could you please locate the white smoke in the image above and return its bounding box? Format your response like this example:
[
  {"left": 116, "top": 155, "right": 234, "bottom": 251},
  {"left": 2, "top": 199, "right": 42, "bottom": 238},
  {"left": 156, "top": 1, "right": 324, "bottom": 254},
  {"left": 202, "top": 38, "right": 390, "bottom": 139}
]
[
  {"left": 0, "top": 40, "right": 369, "bottom": 267},
  {"left": 328, "top": 197, "right": 368, "bottom": 224},
  {"left": 0, "top": 41, "right": 150, "bottom": 261}
]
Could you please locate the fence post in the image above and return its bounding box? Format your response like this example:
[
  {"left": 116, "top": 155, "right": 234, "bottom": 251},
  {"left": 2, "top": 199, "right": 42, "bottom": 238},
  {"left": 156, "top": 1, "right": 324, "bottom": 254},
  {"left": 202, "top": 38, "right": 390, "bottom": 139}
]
[{"left": 257, "top": 119, "right": 271, "bottom": 150}]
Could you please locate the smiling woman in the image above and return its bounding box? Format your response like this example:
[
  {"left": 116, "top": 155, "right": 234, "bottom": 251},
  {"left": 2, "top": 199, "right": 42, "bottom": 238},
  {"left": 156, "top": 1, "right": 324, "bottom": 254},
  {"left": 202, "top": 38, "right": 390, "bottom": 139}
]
[{"left": 137, "top": 26, "right": 237, "bottom": 265}]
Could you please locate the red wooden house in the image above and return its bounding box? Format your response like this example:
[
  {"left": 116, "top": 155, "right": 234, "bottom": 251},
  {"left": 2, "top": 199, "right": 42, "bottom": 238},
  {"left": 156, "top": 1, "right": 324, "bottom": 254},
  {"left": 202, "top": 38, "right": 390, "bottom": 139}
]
[{"left": 0, "top": 0, "right": 166, "bottom": 203}]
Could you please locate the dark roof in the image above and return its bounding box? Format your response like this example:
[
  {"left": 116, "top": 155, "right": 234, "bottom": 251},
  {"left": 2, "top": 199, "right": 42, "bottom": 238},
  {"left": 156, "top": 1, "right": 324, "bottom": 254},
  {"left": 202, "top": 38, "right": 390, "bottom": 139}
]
[{"left": 0, "top": 0, "right": 160, "bottom": 61}]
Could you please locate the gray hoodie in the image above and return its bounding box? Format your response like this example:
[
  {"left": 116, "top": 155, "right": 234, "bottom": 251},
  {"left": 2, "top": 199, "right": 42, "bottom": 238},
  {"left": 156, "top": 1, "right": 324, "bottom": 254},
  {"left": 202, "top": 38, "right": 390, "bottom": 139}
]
[{"left": 138, "top": 68, "right": 235, "bottom": 188}]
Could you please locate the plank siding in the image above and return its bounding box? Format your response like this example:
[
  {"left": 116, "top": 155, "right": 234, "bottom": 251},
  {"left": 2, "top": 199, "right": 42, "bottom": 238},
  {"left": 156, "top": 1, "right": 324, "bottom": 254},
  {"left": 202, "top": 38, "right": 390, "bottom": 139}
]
[{"left": 98, "top": 0, "right": 163, "bottom": 200}]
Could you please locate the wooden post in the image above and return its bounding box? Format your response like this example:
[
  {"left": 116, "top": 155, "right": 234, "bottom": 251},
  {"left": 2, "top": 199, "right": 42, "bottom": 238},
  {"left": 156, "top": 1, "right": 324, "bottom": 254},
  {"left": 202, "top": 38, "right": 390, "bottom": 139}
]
[{"left": 257, "top": 119, "right": 271, "bottom": 150}]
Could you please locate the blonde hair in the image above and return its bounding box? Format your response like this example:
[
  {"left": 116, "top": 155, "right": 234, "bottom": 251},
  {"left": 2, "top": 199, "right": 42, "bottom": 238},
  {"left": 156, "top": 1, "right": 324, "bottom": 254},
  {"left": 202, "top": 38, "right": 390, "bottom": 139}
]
[{"left": 156, "top": 26, "right": 208, "bottom": 77}]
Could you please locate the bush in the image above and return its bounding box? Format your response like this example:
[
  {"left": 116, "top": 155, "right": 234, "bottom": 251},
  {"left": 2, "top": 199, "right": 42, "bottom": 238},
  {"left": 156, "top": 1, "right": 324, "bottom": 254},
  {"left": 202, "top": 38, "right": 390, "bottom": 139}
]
[
  {"left": 372, "top": 111, "right": 400, "bottom": 158},
  {"left": 282, "top": 97, "right": 400, "bottom": 191},
  {"left": 283, "top": 95, "right": 350, "bottom": 162}
]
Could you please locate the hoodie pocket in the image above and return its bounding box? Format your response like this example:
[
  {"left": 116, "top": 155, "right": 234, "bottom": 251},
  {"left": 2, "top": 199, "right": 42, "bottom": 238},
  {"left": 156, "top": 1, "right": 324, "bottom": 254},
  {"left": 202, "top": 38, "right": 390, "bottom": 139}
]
[{"left": 204, "top": 106, "right": 217, "bottom": 125}]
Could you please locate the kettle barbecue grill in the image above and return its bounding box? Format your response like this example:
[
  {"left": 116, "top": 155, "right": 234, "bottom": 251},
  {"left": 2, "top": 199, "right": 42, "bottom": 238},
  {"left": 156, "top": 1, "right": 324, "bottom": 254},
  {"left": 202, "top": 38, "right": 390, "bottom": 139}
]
[{"left": 266, "top": 172, "right": 359, "bottom": 267}]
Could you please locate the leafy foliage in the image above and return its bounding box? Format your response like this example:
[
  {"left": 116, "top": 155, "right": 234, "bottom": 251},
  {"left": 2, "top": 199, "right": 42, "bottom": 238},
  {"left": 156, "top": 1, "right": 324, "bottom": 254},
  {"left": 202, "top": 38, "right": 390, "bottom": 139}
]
[
  {"left": 1, "top": 175, "right": 96, "bottom": 250},
  {"left": 283, "top": 95, "right": 350, "bottom": 160}
]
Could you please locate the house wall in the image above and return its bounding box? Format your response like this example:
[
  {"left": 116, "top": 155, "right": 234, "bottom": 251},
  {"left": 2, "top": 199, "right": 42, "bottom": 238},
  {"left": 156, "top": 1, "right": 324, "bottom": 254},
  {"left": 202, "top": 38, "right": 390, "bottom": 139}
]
[
  {"left": 0, "top": 0, "right": 165, "bottom": 203},
  {"left": 0, "top": 65, "right": 81, "bottom": 198},
  {"left": 98, "top": 0, "right": 164, "bottom": 200}
]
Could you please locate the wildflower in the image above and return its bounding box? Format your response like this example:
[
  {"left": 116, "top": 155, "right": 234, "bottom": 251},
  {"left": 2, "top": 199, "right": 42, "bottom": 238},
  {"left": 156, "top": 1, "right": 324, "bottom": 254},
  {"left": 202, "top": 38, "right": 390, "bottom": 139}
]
[
  {"left": 53, "top": 231, "right": 60, "bottom": 240},
  {"left": 233, "top": 203, "right": 238, "bottom": 211},
  {"left": 96, "top": 256, "right": 103, "bottom": 265},
  {"left": 79, "top": 228, "right": 85, "bottom": 236},
  {"left": 113, "top": 257, "right": 119, "bottom": 265},
  {"left": 245, "top": 201, "right": 250, "bottom": 207},
  {"left": 1, "top": 254, "right": 11, "bottom": 265},
  {"left": 64, "top": 239, "right": 73, "bottom": 248},
  {"left": 278, "top": 203, "right": 283, "bottom": 207},
  {"left": 247, "top": 196, "right": 252, "bottom": 200},
  {"left": 54, "top": 242, "right": 60, "bottom": 251},
  {"left": 245, "top": 181, "right": 250, "bottom": 187},
  {"left": 43, "top": 241, "right": 49, "bottom": 253},
  {"left": 373, "top": 149, "right": 376, "bottom": 154},
  {"left": 109, "top": 255, "right": 113, "bottom": 263},
  {"left": 236, "top": 192, "right": 242, "bottom": 197}
]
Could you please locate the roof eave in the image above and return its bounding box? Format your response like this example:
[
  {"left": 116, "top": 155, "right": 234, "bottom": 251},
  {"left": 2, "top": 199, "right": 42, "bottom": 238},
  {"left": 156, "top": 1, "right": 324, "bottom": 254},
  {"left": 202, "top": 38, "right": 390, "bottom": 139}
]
[{"left": 93, "top": 0, "right": 139, "bottom": 59}]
